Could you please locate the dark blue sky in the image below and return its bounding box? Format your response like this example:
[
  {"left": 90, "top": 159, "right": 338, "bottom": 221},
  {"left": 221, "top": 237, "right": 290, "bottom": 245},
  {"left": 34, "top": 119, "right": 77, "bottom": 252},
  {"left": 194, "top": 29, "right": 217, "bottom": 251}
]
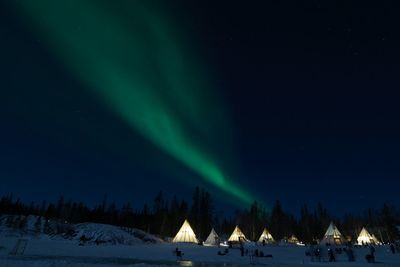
[{"left": 1, "top": 1, "right": 399, "bottom": 215}]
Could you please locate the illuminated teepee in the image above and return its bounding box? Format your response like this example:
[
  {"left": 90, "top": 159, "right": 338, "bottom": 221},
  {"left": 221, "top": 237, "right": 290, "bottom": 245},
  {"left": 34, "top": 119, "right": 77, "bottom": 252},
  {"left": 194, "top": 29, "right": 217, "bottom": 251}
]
[
  {"left": 357, "top": 227, "right": 381, "bottom": 245},
  {"left": 172, "top": 219, "right": 198, "bottom": 243},
  {"left": 228, "top": 226, "right": 248, "bottom": 242},
  {"left": 320, "top": 222, "right": 344, "bottom": 245},
  {"left": 258, "top": 228, "right": 274, "bottom": 243},
  {"left": 287, "top": 234, "right": 300, "bottom": 244},
  {"left": 204, "top": 228, "right": 219, "bottom": 246}
]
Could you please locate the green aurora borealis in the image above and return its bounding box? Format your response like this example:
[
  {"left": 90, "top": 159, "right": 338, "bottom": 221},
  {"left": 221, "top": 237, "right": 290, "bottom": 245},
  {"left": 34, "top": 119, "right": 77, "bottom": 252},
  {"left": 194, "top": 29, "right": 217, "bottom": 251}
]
[{"left": 11, "top": 1, "right": 255, "bottom": 205}]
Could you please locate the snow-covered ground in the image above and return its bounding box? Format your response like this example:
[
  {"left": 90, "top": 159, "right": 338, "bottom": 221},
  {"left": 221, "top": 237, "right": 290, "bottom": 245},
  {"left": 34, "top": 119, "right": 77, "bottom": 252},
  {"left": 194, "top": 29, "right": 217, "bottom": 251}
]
[
  {"left": 1, "top": 217, "right": 399, "bottom": 267},
  {"left": 1, "top": 236, "right": 400, "bottom": 267}
]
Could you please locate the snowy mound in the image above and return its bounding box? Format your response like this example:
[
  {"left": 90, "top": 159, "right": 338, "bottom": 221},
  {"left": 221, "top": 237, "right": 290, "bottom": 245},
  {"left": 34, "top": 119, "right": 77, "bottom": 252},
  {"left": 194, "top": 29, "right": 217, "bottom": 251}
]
[
  {"left": 73, "top": 223, "right": 144, "bottom": 245},
  {"left": 0, "top": 215, "right": 162, "bottom": 245},
  {"left": 72, "top": 223, "right": 162, "bottom": 245}
]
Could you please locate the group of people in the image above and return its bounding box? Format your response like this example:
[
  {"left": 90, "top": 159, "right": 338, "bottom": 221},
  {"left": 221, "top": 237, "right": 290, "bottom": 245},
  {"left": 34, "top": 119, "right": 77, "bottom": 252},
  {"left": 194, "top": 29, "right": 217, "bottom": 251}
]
[
  {"left": 239, "top": 246, "right": 273, "bottom": 258},
  {"left": 308, "top": 244, "right": 381, "bottom": 263},
  {"left": 216, "top": 244, "right": 273, "bottom": 259},
  {"left": 176, "top": 242, "right": 399, "bottom": 263}
]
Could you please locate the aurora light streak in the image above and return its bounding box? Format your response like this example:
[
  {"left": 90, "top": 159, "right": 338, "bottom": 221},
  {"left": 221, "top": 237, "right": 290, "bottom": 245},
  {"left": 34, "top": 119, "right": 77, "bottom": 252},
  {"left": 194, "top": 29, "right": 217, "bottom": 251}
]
[{"left": 11, "top": 1, "right": 255, "bottom": 205}]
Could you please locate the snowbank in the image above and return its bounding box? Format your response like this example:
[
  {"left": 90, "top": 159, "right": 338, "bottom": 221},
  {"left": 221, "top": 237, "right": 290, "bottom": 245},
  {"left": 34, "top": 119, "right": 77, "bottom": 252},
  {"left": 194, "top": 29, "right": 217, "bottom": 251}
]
[
  {"left": 73, "top": 223, "right": 161, "bottom": 245},
  {"left": 0, "top": 215, "right": 162, "bottom": 245}
]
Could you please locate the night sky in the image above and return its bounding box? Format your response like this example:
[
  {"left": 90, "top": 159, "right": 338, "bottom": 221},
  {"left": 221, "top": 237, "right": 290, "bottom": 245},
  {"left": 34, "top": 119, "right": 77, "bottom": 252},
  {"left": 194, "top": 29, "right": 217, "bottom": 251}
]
[{"left": 1, "top": 1, "right": 400, "bottom": 214}]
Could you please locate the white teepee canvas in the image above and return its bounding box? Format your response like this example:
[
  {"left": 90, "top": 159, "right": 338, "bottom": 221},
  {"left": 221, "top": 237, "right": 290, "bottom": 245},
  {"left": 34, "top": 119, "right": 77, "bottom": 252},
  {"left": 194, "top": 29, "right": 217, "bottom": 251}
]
[
  {"left": 204, "top": 228, "right": 219, "bottom": 246},
  {"left": 228, "top": 226, "right": 248, "bottom": 242},
  {"left": 258, "top": 228, "right": 274, "bottom": 243},
  {"left": 172, "top": 219, "right": 198, "bottom": 243},
  {"left": 287, "top": 234, "right": 300, "bottom": 244},
  {"left": 320, "top": 222, "right": 344, "bottom": 245},
  {"left": 357, "top": 227, "right": 381, "bottom": 245}
]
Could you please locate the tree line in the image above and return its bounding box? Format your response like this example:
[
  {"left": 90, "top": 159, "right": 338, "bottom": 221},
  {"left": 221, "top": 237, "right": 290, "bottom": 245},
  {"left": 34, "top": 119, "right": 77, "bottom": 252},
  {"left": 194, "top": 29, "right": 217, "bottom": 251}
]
[{"left": 0, "top": 187, "right": 399, "bottom": 243}]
